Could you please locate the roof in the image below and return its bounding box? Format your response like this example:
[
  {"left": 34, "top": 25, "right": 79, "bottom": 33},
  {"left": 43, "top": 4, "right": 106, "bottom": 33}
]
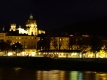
[{"left": 26, "top": 14, "right": 37, "bottom": 25}]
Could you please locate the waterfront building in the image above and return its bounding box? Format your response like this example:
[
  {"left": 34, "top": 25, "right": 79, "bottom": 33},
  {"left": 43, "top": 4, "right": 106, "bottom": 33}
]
[
  {"left": 0, "top": 14, "right": 45, "bottom": 56},
  {"left": 50, "top": 36, "right": 70, "bottom": 50},
  {"left": 49, "top": 34, "right": 91, "bottom": 51},
  {"left": 0, "top": 32, "right": 6, "bottom": 40},
  {"left": 0, "top": 14, "right": 106, "bottom": 58}
]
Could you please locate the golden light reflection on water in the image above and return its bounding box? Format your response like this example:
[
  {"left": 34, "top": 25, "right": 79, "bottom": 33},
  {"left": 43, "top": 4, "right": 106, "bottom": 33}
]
[
  {"left": 36, "top": 70, "right": 66, "bottom": 80},
  {"left": 0, "top": 68, "right": 107, "bottom": 80},
  {"left": 96, "top": 72, "right": 107, "bottom": 80}
]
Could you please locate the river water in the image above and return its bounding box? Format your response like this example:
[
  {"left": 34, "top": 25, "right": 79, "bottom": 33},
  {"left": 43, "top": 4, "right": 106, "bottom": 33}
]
[{"left": 0, "top": 67, "right": 106, "bottom": 80}]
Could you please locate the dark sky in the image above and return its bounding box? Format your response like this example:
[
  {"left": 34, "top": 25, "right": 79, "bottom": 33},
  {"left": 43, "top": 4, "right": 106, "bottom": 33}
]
[{"left": 0, "top": 0, "right": 107, "bottom": 32}]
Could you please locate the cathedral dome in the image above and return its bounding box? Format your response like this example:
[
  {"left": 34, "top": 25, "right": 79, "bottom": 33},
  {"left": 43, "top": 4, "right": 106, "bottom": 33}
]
[{"left": 26, "top": 14, "right": 37, "bottom": 27}]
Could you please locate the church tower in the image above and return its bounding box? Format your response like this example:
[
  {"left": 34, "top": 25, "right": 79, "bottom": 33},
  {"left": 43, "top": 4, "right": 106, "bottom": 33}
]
[
  {"left": 9, "top": 24, "right": 16, "bottom": 31},
  {"left": 26, "top": 14, "right": 38, "bottom": 35}
]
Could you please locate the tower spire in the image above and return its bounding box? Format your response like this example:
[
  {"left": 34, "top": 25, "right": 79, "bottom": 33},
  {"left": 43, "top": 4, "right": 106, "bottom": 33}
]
[
  {"left": 29, "top": 13, "right": 33, "bottom": 19},
  {"left": 2, "top": 26, "right": 5, "bottom": 31}
]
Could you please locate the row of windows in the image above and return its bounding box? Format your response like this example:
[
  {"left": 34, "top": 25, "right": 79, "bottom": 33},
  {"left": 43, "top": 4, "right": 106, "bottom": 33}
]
[
  {"left": 13, "top": 42, "right": 37, "bottom": 44},
  {"left": 6, "top": 37, "right": 72, "bottom": 41},
  {"left": 23, "top": 46, "right": 36, "bottom": 48},
  {"left": 51, "top": 38, "right": 69, "bottom": 40},
  {"left": 0, "top": 34, "right": 5, "bottom": 36},
  {"left": 7, "top": 37, "right": 36, "bottom": 39},
  {"left": 50, "top": 46, "right": 69, "bottom": 49},
  {"left": 0, "top": 36, "right": 4, "bottom": 37}
]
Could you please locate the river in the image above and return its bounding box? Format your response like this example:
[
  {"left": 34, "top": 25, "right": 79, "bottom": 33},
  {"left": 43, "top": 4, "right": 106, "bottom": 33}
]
[{"left": 0, "top": 67, "right": 106, "bottom": 80}]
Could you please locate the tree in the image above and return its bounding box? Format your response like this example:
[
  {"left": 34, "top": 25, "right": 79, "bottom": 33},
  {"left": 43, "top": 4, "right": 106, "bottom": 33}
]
[
  {"left": 0, "top": 40, "right": 6, "bottom": 51},
  {"left": 0, "top": 40, "right": 11, "bottom": 54},
  {"left": 37, "top": 34, "right": 50, "bottom": 50},
  {"left": 11, "top": 42, "right": 23, "bottom": 55},
  {"left": 58, "top": 37, "right": 63, "bottom": 50},
  {"left": 90, "top": 36, "right": 103, "bottom": 57},
  {"left": 45, "top": 36, "right": 51, "bottom": 50},
  {"left": 52, "top": 37, "right": 58, "bottom": 50},
  {"left": 69, "top": 36, "right": 79, "bottom": 50},
  {"left": 5, "top": 40, "right": 11, "bottom": 53}
]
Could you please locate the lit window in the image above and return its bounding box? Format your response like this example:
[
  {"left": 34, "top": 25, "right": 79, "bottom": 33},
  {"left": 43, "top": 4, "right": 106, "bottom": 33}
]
[
  {"left": 19, "top": 37, "right": 21, "bottom": 39},
  {"left": 60, "top": 39, "right": 61, "bottom": 41},
  {"left": 25, "top": 46, "right": 27, "bottom": 48}
]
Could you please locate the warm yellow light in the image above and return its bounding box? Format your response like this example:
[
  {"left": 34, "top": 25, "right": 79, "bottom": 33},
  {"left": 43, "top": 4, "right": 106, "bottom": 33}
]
[
  {"left": 8, "top": 52, "right": 13, "bottom": 56},
  {"left": 31, "top": 52, "right": 35, "bottom": 56}
]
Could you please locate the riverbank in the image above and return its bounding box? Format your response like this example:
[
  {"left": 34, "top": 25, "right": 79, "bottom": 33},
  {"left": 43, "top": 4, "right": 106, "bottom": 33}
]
[{"left": 0, "top": 57, "right": 107, "bottom": 71}]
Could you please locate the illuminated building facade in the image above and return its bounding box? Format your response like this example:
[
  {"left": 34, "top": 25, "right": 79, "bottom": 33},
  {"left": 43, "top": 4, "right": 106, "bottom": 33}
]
[
  {"left": 0, "top": 14, "right": 44, "bottom": 55},
  {"left": 50, "top": 37, "right": 70, "bottom": 50},
  {"left": 9, "top": 14, "right": 45, "bottom": 35},
  {"left": 0, "top": 14, "right": 106, "bottom": 58},
  {"left": 8, "top": 14, "right": 45, "bottom": 49},
  {"left": 0, "top": 14, "right": 91, "bottom": 53}
]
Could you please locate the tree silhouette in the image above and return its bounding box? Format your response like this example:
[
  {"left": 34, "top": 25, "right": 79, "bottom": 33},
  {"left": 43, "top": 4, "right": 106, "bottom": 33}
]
[
  {"left": 0, "top": 40, "right": 6, "bottom": 51},
  {"left": 5, "top": 40, "right": 11, "bottom": 53},
  {"left": 37, "top": 34, "right": 50, "bottom": 50},
  {"left": 52, "top": 37, "right": 58, "bottom": 50},
  {"left": 11, "top": 42, "right": 23, "bottom": 55},
  {"left": 91, "top": 36, "right": 103, "bottom": 57},
  {"left": 0, "top": 40, "right": 11, "bottom": 54}
]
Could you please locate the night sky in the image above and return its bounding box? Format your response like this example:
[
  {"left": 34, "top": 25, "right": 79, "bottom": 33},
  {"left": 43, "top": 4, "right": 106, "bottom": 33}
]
[{"left": 0, "top": 0, "right": 107, "bottom": 34}]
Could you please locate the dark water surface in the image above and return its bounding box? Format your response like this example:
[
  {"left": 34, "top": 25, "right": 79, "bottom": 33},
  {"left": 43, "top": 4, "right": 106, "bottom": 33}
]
[{"left": 0, "top": 67, "right": 106, "bottom": 80}]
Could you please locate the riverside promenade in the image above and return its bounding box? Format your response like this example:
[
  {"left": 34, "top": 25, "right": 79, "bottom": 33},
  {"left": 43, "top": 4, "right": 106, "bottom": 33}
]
[{"left": 0, "top": 56, "right": 107, "bottom": 71}]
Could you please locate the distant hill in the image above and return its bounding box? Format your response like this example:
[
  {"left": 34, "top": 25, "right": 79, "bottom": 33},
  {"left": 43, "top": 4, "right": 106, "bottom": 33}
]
[{"left": 52, "top": 17, "right": 107, "bottom": 36}]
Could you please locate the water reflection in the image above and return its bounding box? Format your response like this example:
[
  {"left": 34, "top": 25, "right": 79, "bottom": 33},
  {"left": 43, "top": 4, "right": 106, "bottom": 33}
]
[
  {"left": 36, "top": 70, "right": 66, "bottom": 80},
  {"left": 0, "top": 68, "right": 107, "bottom": 80}
]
